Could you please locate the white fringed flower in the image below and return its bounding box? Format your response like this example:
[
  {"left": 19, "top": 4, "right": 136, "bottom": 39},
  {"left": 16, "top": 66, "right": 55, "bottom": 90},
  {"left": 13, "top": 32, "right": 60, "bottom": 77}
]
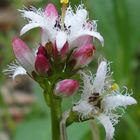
[
  {"left": 19, "top": 4, "right": 104, "bottom": 49},
  {"left": 73, "top": 60, "right": 137, "bottom": 140}
]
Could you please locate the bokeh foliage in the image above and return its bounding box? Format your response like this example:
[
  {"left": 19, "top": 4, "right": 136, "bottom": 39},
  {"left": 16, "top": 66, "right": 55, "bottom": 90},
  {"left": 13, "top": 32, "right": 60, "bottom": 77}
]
[{"left": 0, "top": 0, "right": 140, "bottom": 139}]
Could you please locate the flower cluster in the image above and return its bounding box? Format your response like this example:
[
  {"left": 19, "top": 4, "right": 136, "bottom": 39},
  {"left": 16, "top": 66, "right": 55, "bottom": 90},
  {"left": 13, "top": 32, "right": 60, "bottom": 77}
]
[
  {"left": 4, "top": 3, "right": 103, "bottom": 96},
  {"left": 3, "top": 2, "right": 137, "bottom": 140}
]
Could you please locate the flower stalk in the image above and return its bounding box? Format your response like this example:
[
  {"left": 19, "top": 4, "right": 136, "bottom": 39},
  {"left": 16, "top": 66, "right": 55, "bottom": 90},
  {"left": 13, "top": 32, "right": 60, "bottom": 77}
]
[
  {"left": 50, "top": 94, "right": 62, "bottom": 140},
  {"left": 44, "top": 84, "right": 62, "bottom": 140}
]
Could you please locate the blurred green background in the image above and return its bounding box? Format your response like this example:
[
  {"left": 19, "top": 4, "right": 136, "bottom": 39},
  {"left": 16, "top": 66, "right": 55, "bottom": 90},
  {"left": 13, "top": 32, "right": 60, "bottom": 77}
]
[{"left": 0, "top": 0, "right": 140, "bottom": 140}]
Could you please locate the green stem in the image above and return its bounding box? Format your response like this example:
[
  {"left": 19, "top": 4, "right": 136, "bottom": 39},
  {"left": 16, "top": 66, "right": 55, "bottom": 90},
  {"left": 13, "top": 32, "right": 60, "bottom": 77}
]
[{"left": 50, "top": 94, "right": 62, "bottom": 140}]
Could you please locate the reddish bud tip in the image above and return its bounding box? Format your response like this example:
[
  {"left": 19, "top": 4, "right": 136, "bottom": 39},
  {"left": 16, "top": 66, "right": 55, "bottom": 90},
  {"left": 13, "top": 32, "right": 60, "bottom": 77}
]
[{"left": 37, "top": 45, "right": 46, "bottom": 55}]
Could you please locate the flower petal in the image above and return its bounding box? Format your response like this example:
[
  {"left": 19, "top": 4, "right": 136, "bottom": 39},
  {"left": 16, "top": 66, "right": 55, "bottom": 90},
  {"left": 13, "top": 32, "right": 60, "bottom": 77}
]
[
  {"left": 102, "top": 94, "right": 137, "bottom": 111},
  {"left": 19, "top": 7, "right": 57, "bottom": 43},
  {"left": 65, "top": 5, "right": 88, "bottom": 37},
  {"left": 12, "top": 66, "right": 27, "bottom": 79},
  {"left": 19, "top": 8, "right": 46, "bottom": 35},
  {"left": 12, "top": 37, "right": 35, "bottom": 74},
  {"left": 3, "top": 61, "right": 27, "bottom": 80},
  {"left": 98, "top": 114, "right": 115, "bottom": 140},
  {"left": 56, "top": 31, "right": 67, "bottom": 51},
  {"left": 80, "top": 71, "right": 94, "bottom": 99},
  {"left": 44, "top": 3, "right": 58, "bottom": 18},
  {"left": 71, "top": 35, "right": 93, "bottom": 48},
  {"left": 20, "top": 23, "right": 41, "bottom": 36},
  {"left": 73, "top": 100, "right": 93, "bottom": 115},
  {"left": 70, "top": 31, "right": 104, "bottom": 47},
  {"left": 41, "top": 29, "right": 49, "bottom": 46},
  {"left": 19, "top": 9, "right": 45, "bottom": 23},
  {"left": 93, "top": 61, "right": 107, "bottom": 93}
]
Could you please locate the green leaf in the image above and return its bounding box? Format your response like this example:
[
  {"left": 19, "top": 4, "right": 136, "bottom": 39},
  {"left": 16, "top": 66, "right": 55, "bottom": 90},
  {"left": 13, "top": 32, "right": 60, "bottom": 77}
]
[
  {"left": 14, "top": 119, "right": 51, "bottom": 140},
  {"left": 67, "top": 122, "right": 90, "bottom": 140}
]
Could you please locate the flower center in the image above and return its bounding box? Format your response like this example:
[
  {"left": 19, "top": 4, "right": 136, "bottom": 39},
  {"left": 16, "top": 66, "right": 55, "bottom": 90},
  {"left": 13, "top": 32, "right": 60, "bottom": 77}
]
[
  {"left": 86, "top": 49, "right": 93, "bottom": 57},
  {"left": 88, "top": 92, "right": 101, "bottom": 108}
]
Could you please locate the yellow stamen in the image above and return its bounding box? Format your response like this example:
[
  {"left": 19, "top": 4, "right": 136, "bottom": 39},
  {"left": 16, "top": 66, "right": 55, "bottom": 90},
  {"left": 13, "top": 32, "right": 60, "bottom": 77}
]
[
  {"left": 60, "top": 0, "right": 69, "bottom": 4},
  {"left": 60, "top": 0, "right": 69, "bottom": 29},
  {"left": 111, "top": 83, "right": 119, "bottom": 91},
  {"left": 61, "top": 2, "right": 68, "bottom": 29}
]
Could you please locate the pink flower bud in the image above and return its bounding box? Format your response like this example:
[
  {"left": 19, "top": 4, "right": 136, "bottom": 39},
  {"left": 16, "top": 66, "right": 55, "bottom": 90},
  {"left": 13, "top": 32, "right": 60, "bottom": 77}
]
[
  {"left": 72, "top": 44, "right": 96, "bottom": 69},
  {"left": 44, "top": 3, "right": 58, "bottom": 18},
  {"left": 35, "top": 54, "right": 50, "bottom": 75},
  {"left": 60, "top": 42, "right": 69, "bottom": 60},
  {"left": 55, "top": 79, "right": 79, "bottom": 97},
  {"left": 12, "top": 37, "right": 35, "bottom": 74}
]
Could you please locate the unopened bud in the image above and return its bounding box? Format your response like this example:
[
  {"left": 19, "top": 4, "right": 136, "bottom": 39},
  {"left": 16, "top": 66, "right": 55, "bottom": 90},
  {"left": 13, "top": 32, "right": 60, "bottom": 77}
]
[
  {"left": 12, "top": 37, "right": 35, "bottom": 74},
  {"left": 35, "top": 54, "right": 50, "bottom": 75},
  {"left": 72, "top": 44, "right": 96, "bottom": 69},
  {"left": 55, "top": 79, "right": 79, "bottom": 97}
]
